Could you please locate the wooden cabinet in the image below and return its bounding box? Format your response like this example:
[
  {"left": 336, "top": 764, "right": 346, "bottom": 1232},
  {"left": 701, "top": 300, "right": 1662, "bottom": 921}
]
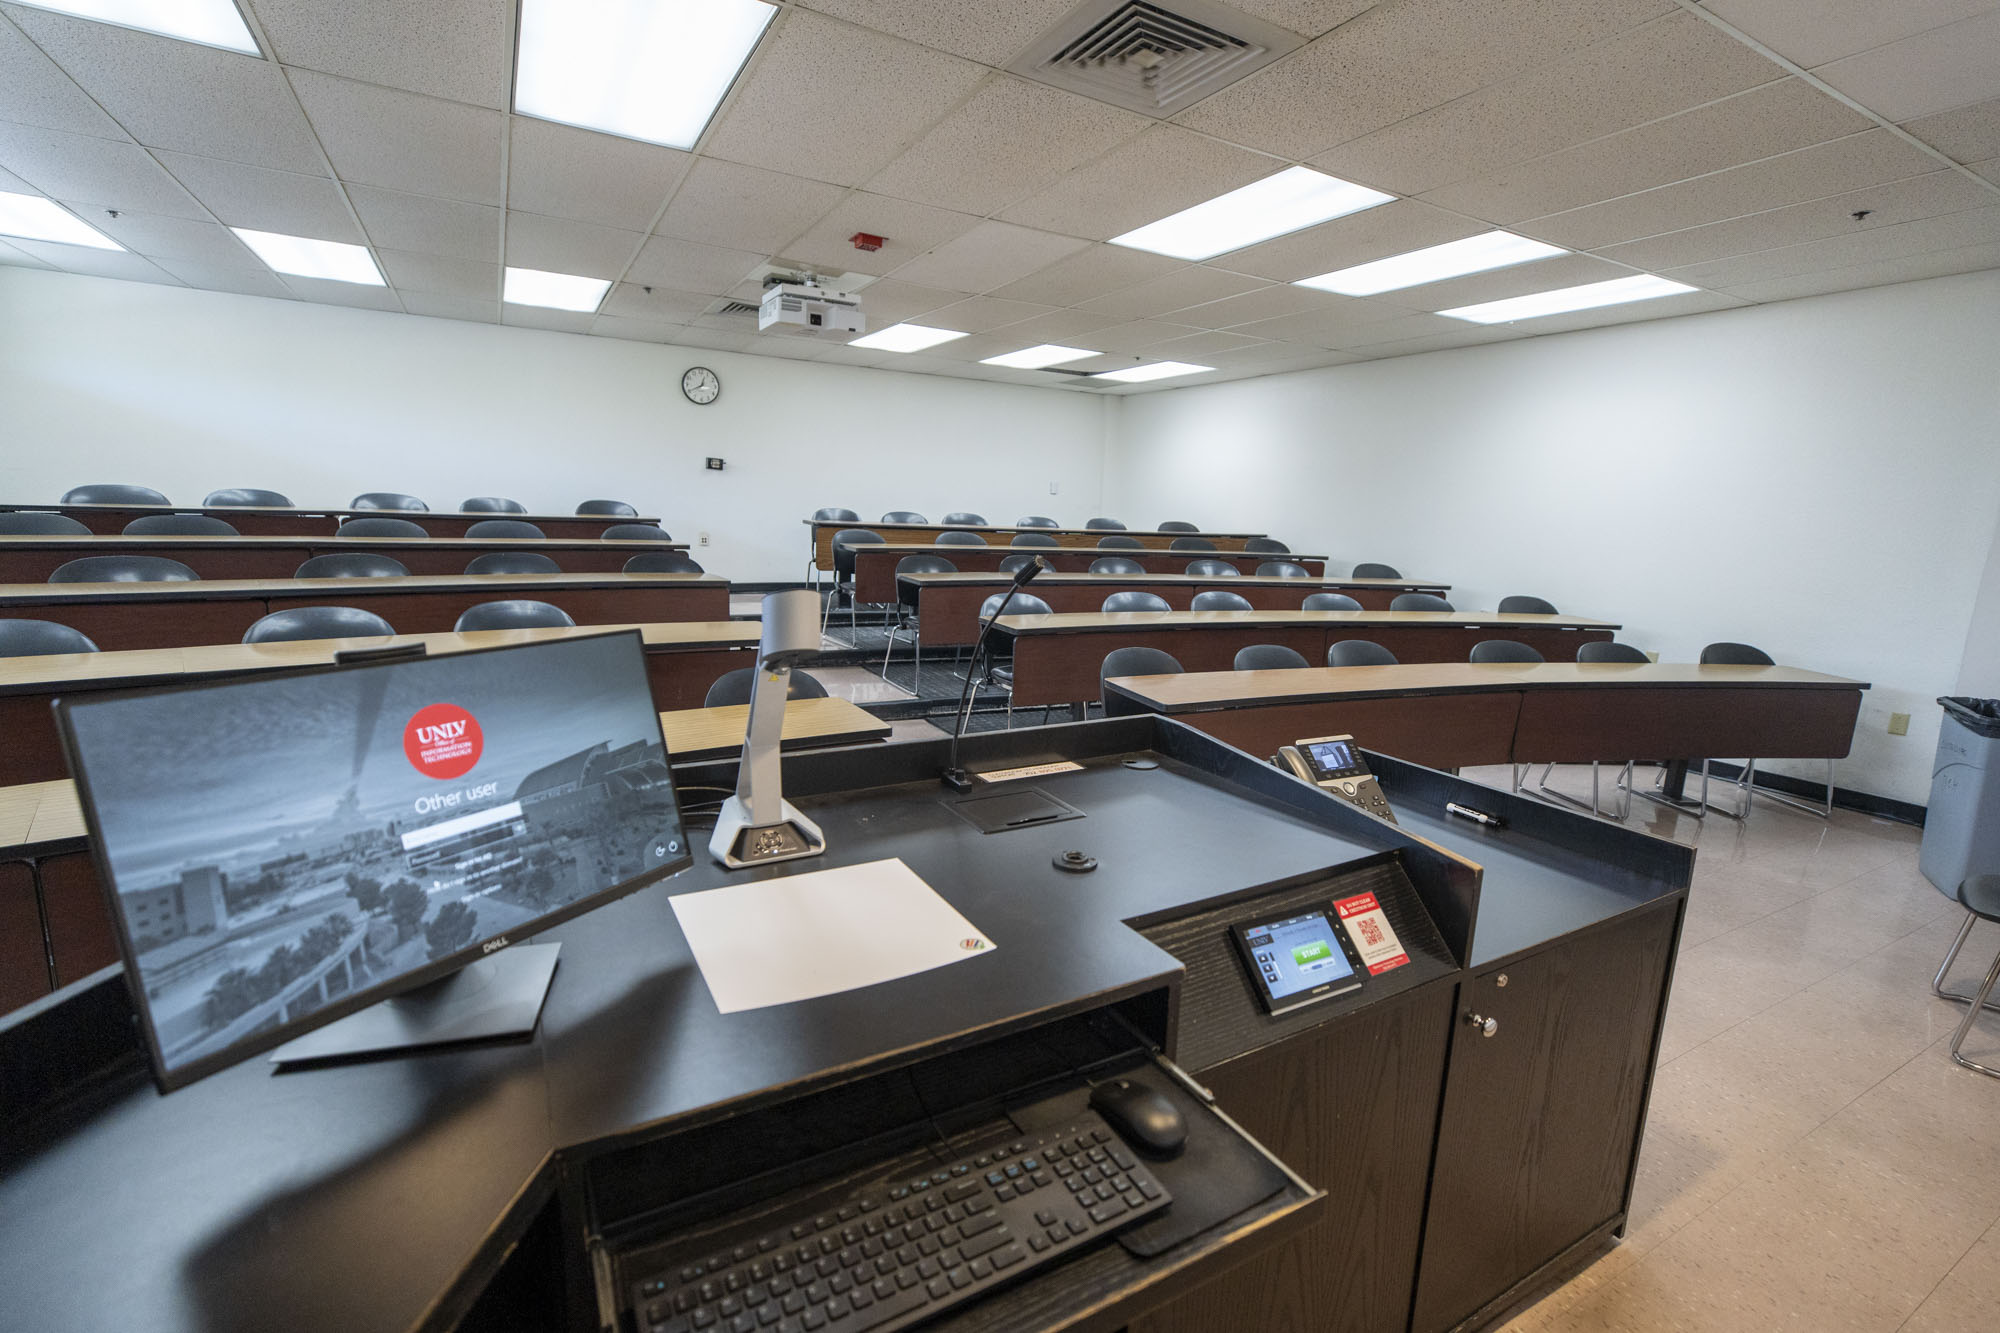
[{"left": 1411, "top": 902, "right": 1678, "bottom": 1333}]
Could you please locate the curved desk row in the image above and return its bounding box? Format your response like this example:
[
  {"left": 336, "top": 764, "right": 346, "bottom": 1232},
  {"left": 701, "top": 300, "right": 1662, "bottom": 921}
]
[
  {"left": 807, "top": 519, "right": 1273, "bottom": 569},
  {"left": 0, "top": 534, "right": 689, "bottom": 582},
  {"left": 2, "top": 503, "right": 660, "bottom": 540},
  {"left": 851, "top": 545, "right": 1332, "bottom": 604}
]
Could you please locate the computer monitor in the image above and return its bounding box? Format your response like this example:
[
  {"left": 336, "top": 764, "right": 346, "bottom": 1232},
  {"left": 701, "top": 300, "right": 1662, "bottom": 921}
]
[{"left": 57, "top": 630, "right": 691, "bottom": 1091}]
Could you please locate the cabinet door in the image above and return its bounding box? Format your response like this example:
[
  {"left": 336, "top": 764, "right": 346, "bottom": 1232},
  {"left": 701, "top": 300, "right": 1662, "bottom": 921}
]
[{"left": 1412, "top": 902, "right": 1676, "bottom": 1333}]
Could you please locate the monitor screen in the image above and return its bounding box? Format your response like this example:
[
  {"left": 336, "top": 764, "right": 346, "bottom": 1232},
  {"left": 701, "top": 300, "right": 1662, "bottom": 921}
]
[
  {"left": 1232, "top": 907, "right": 1363, "bottom": 1014},
  {"left": 58, "top": 631, "right": 690, "bottom": 1090},
  {"left": 1301, "top": 738, "right": 1363, "bottom": 780}
]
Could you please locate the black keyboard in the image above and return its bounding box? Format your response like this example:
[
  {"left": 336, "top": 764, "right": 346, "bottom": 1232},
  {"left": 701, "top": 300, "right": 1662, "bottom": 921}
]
[{"left": 631, "top": 1109, "right": 1172, "bottom": 1333}]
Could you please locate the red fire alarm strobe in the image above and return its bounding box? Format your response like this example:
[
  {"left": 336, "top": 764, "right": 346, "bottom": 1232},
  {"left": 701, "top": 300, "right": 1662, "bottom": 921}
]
[{"left": 850, "top": 232, "right": 884, "bottom": 252}]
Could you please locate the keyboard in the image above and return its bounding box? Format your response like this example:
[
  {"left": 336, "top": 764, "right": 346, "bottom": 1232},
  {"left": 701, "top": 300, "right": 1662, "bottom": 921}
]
[{"left": 630, "top": 1108, "right": 1173, "bottom": 1333}]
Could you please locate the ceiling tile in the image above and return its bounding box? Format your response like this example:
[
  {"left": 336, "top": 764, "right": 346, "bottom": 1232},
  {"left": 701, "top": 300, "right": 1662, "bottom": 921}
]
[
  {"left": 1375, "top": 252, "right": 1633, "bottom": 312},
  {"left": 1717, "top": 238, "right": 2000, "bottom": 301},
  {"left": 1703, "top": 0, "right": 1995, "bottom": 70},
  {"left": 1207, "top": 198, "right": 1486, "bottom": 281},
  {"left": 1078, "top": 265, "right": 1269, "bottom": 319},
  {"left": 154, "top": 150, "right": 361, "bottom": 239},
  {"left": 290, "top": 69, "right": 503, "bottom": 204},
  {"left": 1351, "top": 327, "right": 1515, "bottom": 359},
  {"left": 1422, "top": 78, "right": 1873, "bottom": 224},
  {"left": 996, "top": 124, "right": 1282, "bottom": 241},
  {"left": 248, "top": 0, "right": 511, "bottom": 107},
  {"left": 1900, "top": 96, "right": 2000, "bottom": 165},
  {"left": 399, "top": 290, "right": 495, "bottom": 322},
  {"left": 1485, "top": 287, "right": 1744, "bottom": 335},
  {"left": 148, "top": 255, "right": 292, "bottom": 297},
  {"left": 1595, "top": 169, "right": 1998, "bottom": 270},
  {"left": 1172, "top": 0, "right": 1676, "bottom": 158},
  {"left": 627, "top": 236, "right": 765, "bottom": 295},
  {"left": 376, "top": 248, "right": 496, "bottom": 300},
  {"left": 504, "top": 211, "right": 643, "bottom": 280},
  {"left": 866, "top": 75, "right": 1148, "bottom": 216},
  {"left": 1142, "top": 328, "right": 1275, "bottom": 359},
  {"left": 0, "top": 17, "right": 124, "bottom": 137},
  {"left": 794, "top": 0, "right": 1080, "bottom": 65},
  {"left": 281, "top": 274, "right": 399, "bottom": 309},
  {"left": 1811, "top": 10, "right": 2000, "bottom": 122},
  {"left": 0, "top": 236, "right": 53, "bottom": 268},
  {"left": 588, "top": 315, "right": 685, "bottom": 343},
  {"left": 1517, "top": 129, "right": 1944, "bottom": 249},
  {"left": 985, "top": 307, "right": 1122, "bottom": 344},
  {"left": 5, "top": 6, "right": 324, "bottom": 171},
  {"left": 702, "top": 9, "right": 986, "bottom": 186},
  {"left": 1663, "top": 205, "right": 2000, "bottom": 287},
  {"left": 1319, "top": 311, "right": 1465, "bottom": 347},
  {"left": 506, "top": 117, "right": 689, "bottom": 232},
  {"left": 502, "top": 306, "right": 595, "bottom": 334},
  {"left": 0, "top": 122, "right": 204, "bottom": 216},
  {"left": 346, "top": 184, "right": 498, "bottom": 263},
  {"left": 73, "top": 208, "right": 253, "bottom": 265},
  {"left": 886, "top": 219, "right": 1088, "bottom": 293},
  {"left": 8, "top": 238, "right": 180, "bottom": 282},
  {"left": 1163, "top": 283, "right": 1335, "bottom": 328},
  {"left": 1223, "top": 298, "right": 1411, "bottom": 345},
  {"left": 1974, "top": 156, "right": 2000, "bottom": 185},
  {"left": 1225, "top": 1, "right": 1378, "bottom": 40},
  {"left": 921, "top": 295, "right": 1062, "bottom": 332},
  {"left": 779, "top": 191, "right": 982, "bottom": 277},
  {"left": 1308, "top": 12, "right": 1784, "bottom": 197},
  {"left": 656, "top": 158, "right": 847, "bottom": 255},
  {"left": 983, "top": 243, "right": 1184, "bottom": 304},
  {"left": 1083, "top": 320, "right": 1204, "bottom": 352},
  {"left": 600, "top": 282, "right": 715, "bottom": 322}
]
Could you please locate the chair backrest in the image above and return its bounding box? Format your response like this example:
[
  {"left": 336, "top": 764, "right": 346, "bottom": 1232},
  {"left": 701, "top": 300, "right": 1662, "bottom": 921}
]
[
  {"left": 337, "top": 516, "right": 429, "bottom": 538},
  {"left": 123, "top": 513, "right": 239, "bottom": 537},
  {"left": 978, "top": 593, "right": 1053, "bottom": 620},
  {"left": 242, "top": 606, "right": 396, "bottom": 644},
  {"left": 61, "top": 484, "right": 168, "bottom": 506},
  {"left": 895, "top": 555, "right": 957, "bottom": 576},
  {"left": 942, "top": 512, "right": 986, "bottom": 526},
  {"left": 1192, "top": 590, "right": 1253, "bottom": 612},
  {"left": 1498, "top": 594, "right": 1557, "bottom": 615},
  {"left": 1014, "top": 515, "right": 1059, "bottom": 528},
  {"left": 1100, "top": 647, "right": 1183, "bottom": 703},
  {"left": 601, "top": 523, "right": 673, "bottom": 541},
  {"left": 811, "top": 506, "right": 859, "bottom": 523},
  {"left": 624, "top": 553, "right": 705, "bottom": 574},
  {"left": 1470, "top": 639, "right": 1544, "bottom": 664},
  {"left": 0, "top": 619, "right": 99, "bottom": 656},
  {"left": 1577, "top": 640, "right": 1650, "bottom": 664},
  {"left": 203, "top": 488, "right": 292, "bottom": 507},
  {"left": 1157, "top": 521, "right": 1199, "bottom": 532},
  {"left": 1089, "top": 557, "right": 1145, "bottom": 575},
  {"left": 1302, "top": 592, "right": 1362, "bottom": 611},
  {"left": 1257, "top": 561, "right": 1309, "bottom": 578},
  {"left": 1243, "top": 537, "right": 1290, "bottom": 554},
  {"left": 1352, "top": 562, "right": 1401, "bottom": 579},
  {"left": 1185, "top": 559, "right": 1239, "bottom": 576},
  {"left": 467, "top": 551, "right": 561, "bottom": 575},
  {"left": 577, "top": 499, "right": 639, "bottom": 517},
  {"left": 1169, "top": 536, "right": 1217, "bottom": 551},
  {"left": 832, "top": 529, "right": 884, "bottom": 580},
  {"left": 1235, "top": 644, "right": 1309, "bottom": 671},
  {"left": 1701, "top": 641, "right": 1775, "bottom": 666},
  {"left": 704, "top": 667, "right": 829, "bottom": 708},
  {"left": 1085, "top": 517, "right": 1127, "bottom": 530},
  {"left": 48, "top": 555, "right": 198, "bottom": 583},
  {"left": 881, "top": 511, "right": 927, "bottom": 524},
  {"left": 1010, "top": 532, "right": 1060, "bottom": 548},
  {"left": 465, "top": 518, "right": 547, "bottom": 539},
  {"left": 350, "top": 492, "right": 427, "bottom": 511},
  {"left": 461, "top": 496, "right": 527, "bottom": 513},
  {"left": 296, "top": 552, "right": 409, "bottom": 579},
  {"left": 1390, "top": 592, "right": 1453, "bottom": 612},
  {"left": 1097, "top": 534, "right": 1144, "bottom": 549},
  {"left": 0, "top": 511, "right": 91, "bottom": 535},
  {"left": 997, "top": 554, "right": 1039, "bottom": 575},
  {"left": 1102, "top": 591, "right": 1170, "bottom": 613},
  {"left": 453, "top": 599, "right": 575, "bottom": 632},
  {"left": 1328, "top": 640, "right": 1399, "bottom": 667},
  {"left": 936, "top": 530, "right": 988, "bottom": 546}
]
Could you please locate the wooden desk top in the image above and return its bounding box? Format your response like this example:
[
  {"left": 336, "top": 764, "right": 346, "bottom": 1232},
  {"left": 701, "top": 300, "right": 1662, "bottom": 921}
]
[
  {"left": 0, "top": 572, "right": 724, "bottom": 605},
  {"left": 1107, "top": 662, "right": 1871, "bottom": 711},
  {"left": 5, "top": 503, "right": 661, "bottom": 524},
  {"left": 0, "top": 779, "right": 86, "bottom": 849},
  {"left": 898, "top": 571, "right": 1442, "bottom": 590},
  {"left": 0, "top": 533, "right": 688, "bottom": 551},
  {"left": 993, "top": 610, "right": 1622, "bottom": 634}
]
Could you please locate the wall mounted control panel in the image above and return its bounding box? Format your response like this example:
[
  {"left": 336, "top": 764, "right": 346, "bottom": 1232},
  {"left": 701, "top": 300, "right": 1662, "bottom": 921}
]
[{"left": 1275, "top": 734, "right": 1398, "bottom": 824}]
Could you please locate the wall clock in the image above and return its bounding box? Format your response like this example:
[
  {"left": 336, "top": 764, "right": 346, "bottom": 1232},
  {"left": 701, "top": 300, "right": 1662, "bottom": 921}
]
[{"left": 682, "top": 366, "right": 720, "bottom": 405}]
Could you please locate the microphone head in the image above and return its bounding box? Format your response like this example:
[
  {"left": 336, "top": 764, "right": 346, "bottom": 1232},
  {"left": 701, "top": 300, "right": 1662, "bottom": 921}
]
[{"left": 1015, "top": 555, "right": 1048, "bottom": 586}]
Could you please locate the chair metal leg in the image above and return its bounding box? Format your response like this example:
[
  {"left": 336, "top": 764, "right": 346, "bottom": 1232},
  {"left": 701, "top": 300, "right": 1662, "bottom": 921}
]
[
  {"left": 1632, "top": 761, "right": 1708, "bottom": 819},
  {"left": 1750, "top": 756, "right": 1835, "bottom": 819},
  {"left": 1698, "top": 758, "right": 1754, "bottom": 821},
  {"left": 1935, "top": 911, "right": 2000, "bottom": 1013},
  {"left": 1947, "top": 935, "right": 2000, "bottom": 1078},
  {"left": 1535, "top": 760, "right": 1635, "bottom": 821}
]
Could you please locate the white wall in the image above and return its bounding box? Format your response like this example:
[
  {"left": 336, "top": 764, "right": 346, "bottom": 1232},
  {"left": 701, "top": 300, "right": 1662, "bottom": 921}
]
[
  {"left": 0, "top": 266, "right": 1110, "bottom": 583},
  {"left": 1108, "top": 269, "right": 2000, "bottom": 805},
  {"left": 1956, "top": 519, "right": 2000, "bottom": 697}
]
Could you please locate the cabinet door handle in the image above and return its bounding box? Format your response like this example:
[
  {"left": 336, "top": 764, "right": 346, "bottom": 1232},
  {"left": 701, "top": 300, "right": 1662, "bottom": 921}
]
[{"left": 1465, "top": 1012, "right": 1499, "bottom": 1038}]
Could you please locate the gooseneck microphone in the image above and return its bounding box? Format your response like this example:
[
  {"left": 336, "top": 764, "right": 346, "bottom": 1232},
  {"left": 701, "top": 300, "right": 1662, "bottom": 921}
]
[{"left": 941, "top": 556, "right": 1046, "bottom": 791}]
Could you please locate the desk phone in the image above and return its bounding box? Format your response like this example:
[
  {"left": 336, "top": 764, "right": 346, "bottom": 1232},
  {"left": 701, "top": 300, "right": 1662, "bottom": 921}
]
[{"left": 1275, "top": 735, "right": 1397, "bottom": 824}]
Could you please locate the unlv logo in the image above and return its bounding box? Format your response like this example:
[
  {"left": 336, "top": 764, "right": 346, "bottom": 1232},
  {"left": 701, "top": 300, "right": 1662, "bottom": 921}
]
[{"left": 404, "top": 703, "right": 482, "bottom": 779}]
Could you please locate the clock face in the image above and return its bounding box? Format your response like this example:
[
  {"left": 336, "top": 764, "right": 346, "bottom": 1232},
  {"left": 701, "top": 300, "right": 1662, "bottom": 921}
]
[{"left": 682, "top": 366, "right": 720, "bottom": 405}]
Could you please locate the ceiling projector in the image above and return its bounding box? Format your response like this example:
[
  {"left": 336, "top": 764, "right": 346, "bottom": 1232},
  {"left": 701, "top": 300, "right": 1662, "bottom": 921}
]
[{"left": 759, "top": 280, "right": 864, "bottom": 337}]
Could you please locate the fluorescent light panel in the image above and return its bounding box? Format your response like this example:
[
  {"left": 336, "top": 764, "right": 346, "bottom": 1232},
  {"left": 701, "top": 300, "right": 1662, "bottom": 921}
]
[
  {"left": 1110, "top": 167, "right": 1394, "bottom": 261},
  {"left": 849, "top": 323, "right": 967, "bottom": 354},
  {"left": 980, "top": 344, "right": 1099, "bottom": 370},
  {"left": 230, "top": 228, "right": 384, "bottom": 285},
  {"left": 1297, "top": 232, "right": 1566, "bottom": 296},
  {"left": 0, "top": 192, "right": 124, "bottom": 250},
  {"left": 515, "top": 0, "right": 777, "bottom": 149},
  {"left": 1439, "top": 274, "right": 1697, "bottom": 324},
  {"left": 12, "top": 0, "right": 258, "bottom": 54},
  {"left": 504, "top": 266, "right": 612, "bottom": 312},
  {"left": 1094, "top": 361, "right": 1213, "bottom": 384}
]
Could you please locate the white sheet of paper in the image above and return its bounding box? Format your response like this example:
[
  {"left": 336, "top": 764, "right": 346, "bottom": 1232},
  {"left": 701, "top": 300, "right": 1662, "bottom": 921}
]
[{"left": 669, "top": 858, "right": 996, "bottom": 1014}]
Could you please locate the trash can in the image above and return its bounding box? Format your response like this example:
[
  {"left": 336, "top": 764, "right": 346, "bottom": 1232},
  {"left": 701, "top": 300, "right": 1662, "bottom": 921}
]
[{"left": 1919, "top": 697, "right": 2000, "bottom": 896}]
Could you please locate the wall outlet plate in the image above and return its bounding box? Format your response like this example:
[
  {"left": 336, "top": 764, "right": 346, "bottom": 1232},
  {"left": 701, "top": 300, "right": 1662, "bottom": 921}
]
[{"left": 1888, "top": 712, "right": 1910, "bottom": 735}]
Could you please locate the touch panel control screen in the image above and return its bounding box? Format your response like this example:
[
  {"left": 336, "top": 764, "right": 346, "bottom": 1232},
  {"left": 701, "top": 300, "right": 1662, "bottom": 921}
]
[{"left": 1232, "top": 907, "right": 1363, "bottom": 1014}]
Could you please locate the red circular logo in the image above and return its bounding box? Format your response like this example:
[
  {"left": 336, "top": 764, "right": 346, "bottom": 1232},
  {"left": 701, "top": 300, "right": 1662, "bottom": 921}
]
[{"left": 404, "top": 703, "right": 482, "bottom": 779}]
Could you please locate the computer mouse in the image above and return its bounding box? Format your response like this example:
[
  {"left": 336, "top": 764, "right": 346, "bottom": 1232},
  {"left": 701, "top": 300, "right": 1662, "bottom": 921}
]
[{"left": 1088, "top": 1078, "right": 1187, "bottom": 1157}]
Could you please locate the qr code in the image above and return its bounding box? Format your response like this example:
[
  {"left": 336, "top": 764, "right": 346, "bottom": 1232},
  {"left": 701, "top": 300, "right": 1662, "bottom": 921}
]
[{"left": 1355, "top": 917, "right": 1384, "bottom": 947}]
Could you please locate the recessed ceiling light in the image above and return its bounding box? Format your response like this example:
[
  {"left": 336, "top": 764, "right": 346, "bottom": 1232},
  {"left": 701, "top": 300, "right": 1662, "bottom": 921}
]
[
  {"left": 1110, "top": 167, "right": 1394, "bottom": 261},
  {"left": 1297, "top": 232, "right": 1567, "bottom": 296},
  {"left": 504, "top": 266, "right": 612, "bottom": 312},
  {"left": 230, "top": 228, "right": 384, "bottom": 286},
  {"left": 515, "top": 0, "right": 777, "bottom": 150},
  {"left": 1438, "top": 274, "right": 1698, "bottom": 324},
  {"left": 980, "top": 344, "right": 1100, "bottom": 370},
  {"left": 849, "top": 323, "right": 968, "bottom": 354},
  {"left": 1093, "top": 361, "right": 1214, "bottom": 383},
  {"left": 0, "top": 192, "right": 124, "bottom": 250},
  {"left": 12, "top": 1, "right": 259, "bottom": 54}
]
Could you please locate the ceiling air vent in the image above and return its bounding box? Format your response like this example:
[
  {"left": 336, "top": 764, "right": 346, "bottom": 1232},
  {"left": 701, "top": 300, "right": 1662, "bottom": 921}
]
[
  {"left": 715, "top": 301, "right": 761, "bottom": 317},
  {"left": 1009, "top": 0, "right": 1302, "bottom": 117}
]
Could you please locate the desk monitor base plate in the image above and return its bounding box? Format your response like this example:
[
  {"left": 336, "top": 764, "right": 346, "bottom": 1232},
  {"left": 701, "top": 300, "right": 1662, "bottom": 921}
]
[{"left": 268, "top": 942, "right": 560, "bottom": 1068}]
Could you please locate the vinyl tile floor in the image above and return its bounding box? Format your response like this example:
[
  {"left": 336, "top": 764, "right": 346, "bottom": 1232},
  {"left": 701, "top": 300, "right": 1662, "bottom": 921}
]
[{"left": 1471, "top": 765, "right": 2000, "bottom": 1333}]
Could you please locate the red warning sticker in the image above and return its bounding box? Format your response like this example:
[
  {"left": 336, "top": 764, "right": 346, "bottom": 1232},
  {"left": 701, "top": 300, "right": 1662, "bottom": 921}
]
[
  {"left": 1335, "top": 891, "right": 1409, "bottom": 975},
  {"left": 404, "top": 703, "right": 482, "bottom": 779}
]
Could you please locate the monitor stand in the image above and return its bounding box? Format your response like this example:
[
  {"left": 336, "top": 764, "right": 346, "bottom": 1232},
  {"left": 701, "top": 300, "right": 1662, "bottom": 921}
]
[{"left": 267, "top": 943, "right": 560, "bottom": 1069}]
